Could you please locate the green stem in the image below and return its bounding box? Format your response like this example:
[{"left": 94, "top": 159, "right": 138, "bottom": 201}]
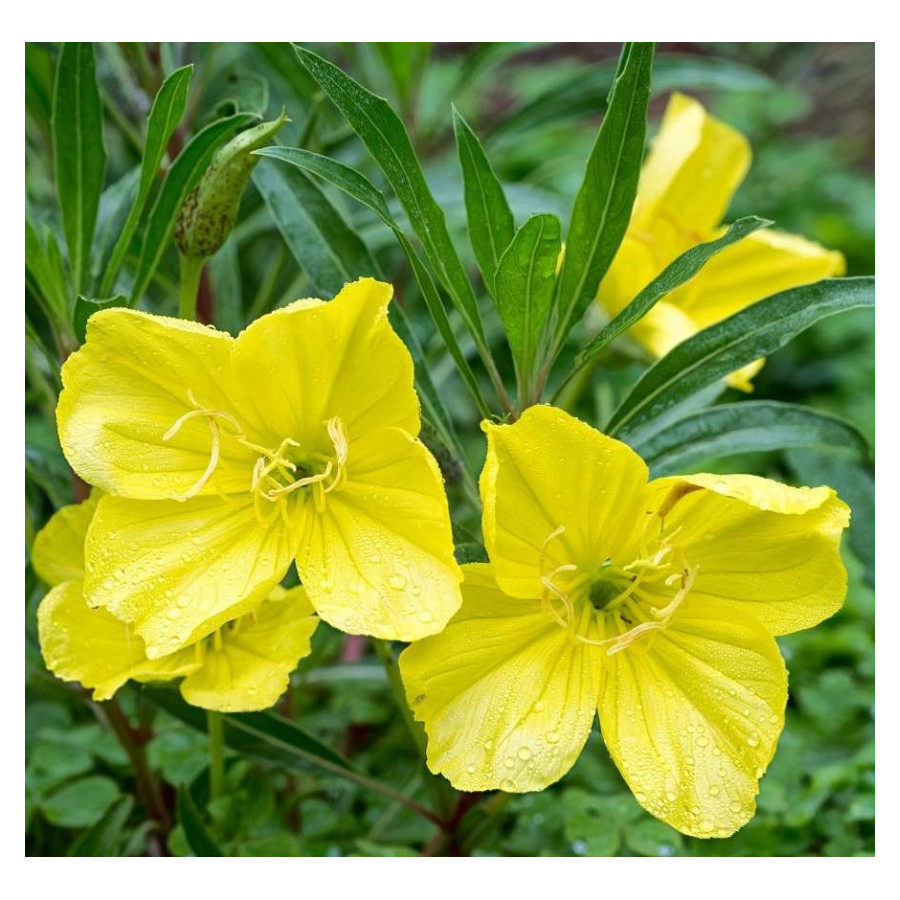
[
  {"left": 207, "top": 710, "right": 225, "bottom": 800},
  {"left": 371, "top": 640, "right": 425, "bottom": 756},
  {"left": 371, "top": 639, "right": 455, "bottom": 819},
  {"left": 178, "top": 254, "right": 205, "bottom": 320}
]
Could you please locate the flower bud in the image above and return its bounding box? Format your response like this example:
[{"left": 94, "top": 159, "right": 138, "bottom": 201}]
[{"left": 175, "top": 110, "right": 287, "bottom": 259}]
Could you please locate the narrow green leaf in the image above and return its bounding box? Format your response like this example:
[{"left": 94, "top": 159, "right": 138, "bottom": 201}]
[
  {"left": 91, "top": 167, "right": 140, "bottom": 284},
  {"left": 74, "top": 294, "right": 127, "bottom": 344},
  {"left": 561, "top": 217, "right": 769, "bottom": 391},
  {"left": 26, "top": 220, "right": 69, "bottom": 320},
  {"left": 254, "top": 146, "right": 491, "bottom": 418},
  {"left": 130, "top": 113, "right": 255, "bottom": 305},
  {"left": 101, "top": 65, "right": 193, "bottom": 296},
  {"left": 256, "top": 146, "right": 392, "bottom": 220},
  {"left": 491, "top": 54, "right": 770, "bottom": 140},
  {"left": 252, "top": 159, "right": 376, "bottom": 296},
  {"left": 146, "top": 688, "right": 355, "bottom": 775},
  {"left": 207, "top": 235, "right": 243, "bottom": 334},
  {"left": 607, "top": 277, "right": 875, "bottom": 439},
  {"left": 636, "top": 401, "right": 870, "bottom": 476},
  {"left": 452, "top": 107, "right": 515, "bottom": 294},
  {"left": 52, "top": 43, "right": 107, "bottom": 294},
  {"left": 553, "top": 42, "right": 654, "bottom": 346},
  {"left": 68, "top": 795, "right": 134, "bottom": 856},
  {"left": 294, "top": 45, "right": 485, "bottom": 342},
  {"left": 177, "top": 786, "right": 223, "bottom": 857},
  {"left": 494, "top": 213, "right": 561, "bottom": 383}
]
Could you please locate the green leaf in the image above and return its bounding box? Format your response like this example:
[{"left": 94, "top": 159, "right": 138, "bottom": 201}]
[
  {"left": 608, "top": 277, "right": 875, "bottom": 439},
  {"left": 26, "top": 220, "right": 69, "bottom": 321},
  {"left": 452, "top": 107, "right": 515, "bottom": 294},
  {"left": 130, "top": 112, "right": 255, "bottom": 305},
  {"left": 491, "top": 54, "right": 770, "bottom": 140},
  {"left": 560, "top": 217, "right": 770, "bottom": 391},
  {"left": 636, "top": 401, "right": 870, "bottom": 476},
  {"left": 494, "top": 213, "right": 561, "bottom": 389},
  {"left": 252, "top": 159, "right": 376, "bottom": 296},
  {"left": 146, "top": 688, "right": 355, "bottom": 775},
  {"left": 74, "top": 294, "right": 127, "bottom": 344},
  {"left": 294, "top": 45, "right": 485, "bottom": 342},
  {"left": 623, "top": 818, "right": 682, "bottom": 856},
  {"left": 92, "top": 167, "right": 140, "bottom": 288},
  {"left": 41, "top": 775, "right": 120, "bottom": 828},
  {"left": 68, "top": 796, "right": 134, "bottom": 856},
  {"left": 52, "top": 43, "right": 107, "bottom": 294},
  {"left": 552, "top": 42, "right": 654, "bottom": 347},
  {"left": 374, "top": 43, "right": 432, "bottom": 108},
  {"left": 101, "top": 65, "right": 193, "bottom": 297},
  {"left": 207, "top": 235, "right": 243, "bottom": 334},
  {"left": 253, "top": 146, "right": 491, "bottom": 418},
  {"left": 177, "top": 786, "right": 224, "bottom": 857}
]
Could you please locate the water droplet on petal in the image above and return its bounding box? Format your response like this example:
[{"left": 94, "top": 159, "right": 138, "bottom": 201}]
[{"left": 389, "top": 574, "right": 407, "bottom": 590}]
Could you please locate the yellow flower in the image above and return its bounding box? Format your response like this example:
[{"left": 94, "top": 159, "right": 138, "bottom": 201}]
[
  {"left": 57, "top": 278, "right": 462, "bottom": 657},
  {"left": 596, "top": 92, "right": 845, "bottom": 390},
  {"left": 33, "top": 495, "right": 319, "bottom": 712},
  {"left": 400, "top": 405, "right": 849, "bottom": 838}
]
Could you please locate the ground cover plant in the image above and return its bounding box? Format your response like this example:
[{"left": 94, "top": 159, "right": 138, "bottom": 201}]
[{"left": 25, "top": 42, "right": 874, "bottom": 857}]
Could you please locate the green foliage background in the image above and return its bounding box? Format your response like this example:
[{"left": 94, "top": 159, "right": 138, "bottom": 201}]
[{"left": 25, "top": 42, "right": 874, "bottom": 857}]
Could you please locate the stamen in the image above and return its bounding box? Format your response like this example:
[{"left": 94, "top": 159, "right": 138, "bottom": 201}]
[{"left": 163, "top": 390, "right": 246, "bottom": 501}]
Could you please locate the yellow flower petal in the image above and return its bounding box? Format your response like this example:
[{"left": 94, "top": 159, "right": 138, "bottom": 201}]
[
  {"left": 632, "top": 92, "right": 750, "bottom": 258},
  {"left": 232, "top": 278, "right": 419, "bottom": 447},
  {"left": 679, "top": 228, "right": 847, "bottom": 328},
  {"left": 57, "top": 309, "right": 256, "bottom": 500},
  {"left": 31, "top": 493, "right": 100, "bottom": 585},
  {"left": 37, "top": 580, "right": 198, "bottom": 701},
  {"left": 179, "top": 586, "right": 318, "bottom": 712},
  {"left": 481, "top": 406, "right": 647, "bottom": 599},
  {"left": 297, "top": 427, "right": 462, "bottom": 641},
  {"left": 647, "top": 474, "right": 850, "bottom": 635},
  {"left": 84, "top": 494, "right": 297, "bottom": 657},
  {"left": 598, "top": 598, "right": 786, "bottom": 838},
  {"left": 399, "top": 564, "right": 601, "bottom": 793}
]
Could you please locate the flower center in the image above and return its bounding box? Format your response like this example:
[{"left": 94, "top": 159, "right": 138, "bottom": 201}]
[
  {"left": 539, "top": 516, "right": 698, "bottom": 655},
  {"left": 163, "top": 390, "right": 348, "bottom": 523}
]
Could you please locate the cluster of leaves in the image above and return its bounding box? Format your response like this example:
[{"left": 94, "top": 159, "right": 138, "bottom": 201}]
[{"left": 25, "top": 42, "right": 873, "bottom": 856}]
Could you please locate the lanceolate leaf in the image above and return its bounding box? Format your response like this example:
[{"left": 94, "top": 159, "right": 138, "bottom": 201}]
[
  {"left": 552, "top": 42, "right": 654, "bottom": 349},
  {"left": 177, "top": 787, "right": 223, "bottom": 857},
  {"left": 252, "top": 159, "right": 376, "bottom": 296},
  {"left": 52, "top": 42, "right": 108, "bottom": 294},
  {"left": 26, "top": 220, "right": 69, "bottom": 322},
  {"left": 607, "top": 277, "right": 875, "bottom": 439},
  {"left": 636, "top": 401, "right": 871, "bottom": 476},
  {"left": 68, "top": 796, "right": 134, "bottom": 857},
  {"left": 148, "top": 688, "right": 355, "bottom": 774},
  {"left": 130, "top": 113, "right": 255, "bottom": 305},
  {"left": 294, "top": 45, "right": 486, "bottom": 343},
  {"left": 494, "top": 213, "right": 561, "bottom": 383},
  {"left": 101, "top": 65, "right": 193, "bottom": 296},
  {"left": 559, "top": 216, "right": 769, "bottom": 391},
  {"left": 254, "top": 146, "right": 491, "bottom": 419},
  {"left": 453, "top": 107, "right": 515, "bottom": 295}
]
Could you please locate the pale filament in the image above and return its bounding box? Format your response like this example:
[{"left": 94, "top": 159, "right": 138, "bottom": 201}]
[
  {"left": 163, "top": 390, "right": 246, "bottom": 501},
  {"left": 163, "top": 391, "right": 348, "bottom": 521},
  {"left": 537, "top": 520, "right": 698, "bottom": 656}
]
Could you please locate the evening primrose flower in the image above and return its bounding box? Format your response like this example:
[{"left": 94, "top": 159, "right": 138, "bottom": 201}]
[
  {"left": 596, "top": 92, "right": 845, "bottom": 390},
  {"left": 57, "top": 278, "right": 461, "bottom": 658},
  {"left": 33, "top": 495, "right": 318, "bottom": 712},
  {"left": 400, "top": 406, "right": 849, "bottom": 838}
]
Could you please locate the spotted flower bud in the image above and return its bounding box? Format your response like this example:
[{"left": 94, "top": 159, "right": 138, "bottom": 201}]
[{"left": 175, "top": 111, "right": 287, "bottom": 259}]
